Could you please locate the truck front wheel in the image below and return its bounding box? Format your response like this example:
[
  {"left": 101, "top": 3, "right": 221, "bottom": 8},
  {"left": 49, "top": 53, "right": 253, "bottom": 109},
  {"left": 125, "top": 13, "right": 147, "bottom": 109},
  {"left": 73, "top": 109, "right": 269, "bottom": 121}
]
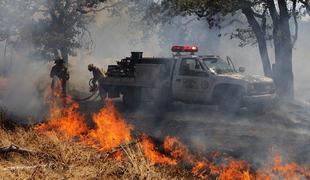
[{"left": 217, "top": 87, "right": 244, "bottom": 113}]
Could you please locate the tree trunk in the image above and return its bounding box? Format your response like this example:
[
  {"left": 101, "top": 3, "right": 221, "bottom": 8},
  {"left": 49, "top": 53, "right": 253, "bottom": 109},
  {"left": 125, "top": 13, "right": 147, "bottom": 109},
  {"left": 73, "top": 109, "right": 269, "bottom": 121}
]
[
  {"left": 60, "top": 47, "right": 69, "bottom": 67},
  {"left": 256, "top": 36, "right": 272, "bottom": 77},
  {"left": 242, "top": 7, "right": 272, "bottom": 77},
  {"left": 271, "top": 0, "right": 294, "bottom": 100},
  {"left": 273, "top": 27, "right": 294, "bottom": 100}
]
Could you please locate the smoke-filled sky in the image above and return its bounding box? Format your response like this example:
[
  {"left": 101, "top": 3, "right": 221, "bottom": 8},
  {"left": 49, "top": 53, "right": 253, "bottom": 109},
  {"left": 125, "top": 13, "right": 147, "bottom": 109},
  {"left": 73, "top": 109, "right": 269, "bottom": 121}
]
[{"left": 0, "top": 3, "right": 310, "bottom": 119}]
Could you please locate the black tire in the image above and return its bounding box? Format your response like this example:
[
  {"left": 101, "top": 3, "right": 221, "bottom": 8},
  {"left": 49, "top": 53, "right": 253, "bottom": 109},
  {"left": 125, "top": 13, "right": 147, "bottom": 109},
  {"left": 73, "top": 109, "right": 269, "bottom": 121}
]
[
  {"left": 218, "top": 87, "right": 243, "bottom": 113},
  {"left": 247, "top": 103, "right": 273, "bottom": 114},
  {"left": 122, "top": 88, "right": 141, "bottom": 109},
  {"left": 153, "top": 87, "right": 174, "bottom": 112}
]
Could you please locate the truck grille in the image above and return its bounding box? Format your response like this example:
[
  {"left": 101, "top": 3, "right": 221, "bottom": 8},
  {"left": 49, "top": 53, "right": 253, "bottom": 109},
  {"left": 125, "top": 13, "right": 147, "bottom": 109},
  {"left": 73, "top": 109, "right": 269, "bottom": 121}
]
[{"left": 249, "top": 83, "right": 275, "bottom": 95}]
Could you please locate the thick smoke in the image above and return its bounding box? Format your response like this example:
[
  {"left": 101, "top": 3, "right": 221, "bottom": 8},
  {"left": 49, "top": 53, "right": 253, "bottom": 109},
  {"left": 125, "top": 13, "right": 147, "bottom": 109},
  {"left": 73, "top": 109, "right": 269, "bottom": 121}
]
[
  {"left": 0, "top": 56, "right": 50, "bottom": 123},
  {"left": 0, "top": 0, "right": 309, "bottom": 167}
]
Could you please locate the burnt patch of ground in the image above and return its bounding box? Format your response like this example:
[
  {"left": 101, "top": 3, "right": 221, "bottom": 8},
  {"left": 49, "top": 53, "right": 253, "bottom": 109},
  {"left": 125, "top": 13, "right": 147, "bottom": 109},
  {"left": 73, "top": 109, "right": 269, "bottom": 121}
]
[
  {"left": 115, "top": 101, "right": 310, "bottom": 167},
  {"left": 30, "top": 90, "right": 310, "bottom": 171}
]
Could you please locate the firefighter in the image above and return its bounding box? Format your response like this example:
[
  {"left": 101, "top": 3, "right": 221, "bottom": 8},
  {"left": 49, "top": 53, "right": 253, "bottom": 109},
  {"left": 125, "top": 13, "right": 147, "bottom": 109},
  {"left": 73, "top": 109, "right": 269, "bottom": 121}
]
[
  {"left": 50, "top": 58, "right": 69, "bottom": 97},
  {"left": 88, "top": 64, "right": 103, "bottom": 92}
]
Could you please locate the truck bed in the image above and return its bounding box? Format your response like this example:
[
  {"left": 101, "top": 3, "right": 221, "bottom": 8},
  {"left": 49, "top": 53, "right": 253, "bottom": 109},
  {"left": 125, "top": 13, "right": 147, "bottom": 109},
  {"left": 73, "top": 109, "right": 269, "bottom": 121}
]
[{"left": 100, "top": 77, "right": 155, "bottom": 88}]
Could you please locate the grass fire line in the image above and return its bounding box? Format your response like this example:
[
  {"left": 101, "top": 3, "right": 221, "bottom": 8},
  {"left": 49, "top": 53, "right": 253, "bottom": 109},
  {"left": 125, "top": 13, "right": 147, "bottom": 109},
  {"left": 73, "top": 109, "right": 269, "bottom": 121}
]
[{"left": 34, "top": 90, "right": 310, "bottom": 179}]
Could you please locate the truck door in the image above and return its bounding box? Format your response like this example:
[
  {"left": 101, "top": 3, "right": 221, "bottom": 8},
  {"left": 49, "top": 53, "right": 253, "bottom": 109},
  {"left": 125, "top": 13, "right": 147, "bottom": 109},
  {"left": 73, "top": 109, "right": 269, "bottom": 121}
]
[{"left": 172, "top": 58, "right": 212, "bottom": 103}]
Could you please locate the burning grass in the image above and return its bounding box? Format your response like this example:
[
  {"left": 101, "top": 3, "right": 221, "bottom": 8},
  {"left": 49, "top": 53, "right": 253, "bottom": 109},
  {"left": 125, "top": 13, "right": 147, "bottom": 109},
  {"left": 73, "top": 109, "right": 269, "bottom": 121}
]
[
  {"left": 0, "top": 127, "right": 191, "bottom": 179},
  {"left": 0, "top": 91, "right": 190, "bottom": 179},
  {"left": 2, "top": 88, "right": 310, "bottom": 179}
]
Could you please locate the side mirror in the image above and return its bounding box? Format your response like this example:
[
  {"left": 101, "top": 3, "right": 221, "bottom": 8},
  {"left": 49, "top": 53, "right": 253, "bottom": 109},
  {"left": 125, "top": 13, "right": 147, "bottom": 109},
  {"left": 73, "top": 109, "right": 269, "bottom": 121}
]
[{"left": 239, "top": 67, "right": 245, "bottom": 73}]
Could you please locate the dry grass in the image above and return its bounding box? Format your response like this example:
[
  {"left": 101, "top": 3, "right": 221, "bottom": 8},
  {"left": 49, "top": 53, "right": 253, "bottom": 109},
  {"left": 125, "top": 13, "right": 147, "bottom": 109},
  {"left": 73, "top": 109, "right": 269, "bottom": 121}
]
[{"left": 0, "top": 126, "right": 193, "bottom": 180}]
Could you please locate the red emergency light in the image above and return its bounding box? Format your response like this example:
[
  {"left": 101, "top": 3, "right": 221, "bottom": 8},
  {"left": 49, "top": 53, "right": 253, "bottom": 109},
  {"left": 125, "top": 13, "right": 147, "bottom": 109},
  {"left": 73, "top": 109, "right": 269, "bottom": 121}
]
[{"left": 171, "top": 46, "right": 199, "bottom": 53}]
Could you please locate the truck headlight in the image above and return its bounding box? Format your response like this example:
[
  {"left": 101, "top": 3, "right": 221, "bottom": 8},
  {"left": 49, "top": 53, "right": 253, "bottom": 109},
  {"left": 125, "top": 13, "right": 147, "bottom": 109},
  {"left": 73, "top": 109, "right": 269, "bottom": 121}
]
[{"left": 265, "top": 84, "right": 276, "bottom": 93}]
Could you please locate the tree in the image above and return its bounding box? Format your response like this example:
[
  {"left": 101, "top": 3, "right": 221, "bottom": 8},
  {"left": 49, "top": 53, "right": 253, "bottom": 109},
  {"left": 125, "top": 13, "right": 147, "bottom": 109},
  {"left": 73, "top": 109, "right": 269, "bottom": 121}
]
[
  {"left": 31, "top": 0, "right": 113, "bottom": 65},
  {"left": 0, "top": 0, "right": 117, "bottom": 65},
  {"left": 0, "top": 0, "right": 42, "bottom": 75},
  {"left": 143, "top": 0, "right": 308, "bottom": 100}
]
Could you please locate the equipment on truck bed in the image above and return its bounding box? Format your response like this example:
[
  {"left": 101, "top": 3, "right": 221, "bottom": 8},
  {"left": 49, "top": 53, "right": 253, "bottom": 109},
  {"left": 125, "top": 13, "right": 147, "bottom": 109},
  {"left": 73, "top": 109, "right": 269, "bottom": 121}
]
[
  {"left": 106, "top": 52, "right": 172, "bottom": 78},
  {"left": 107, "top": 52, "right": 142, "bottom": 77}
]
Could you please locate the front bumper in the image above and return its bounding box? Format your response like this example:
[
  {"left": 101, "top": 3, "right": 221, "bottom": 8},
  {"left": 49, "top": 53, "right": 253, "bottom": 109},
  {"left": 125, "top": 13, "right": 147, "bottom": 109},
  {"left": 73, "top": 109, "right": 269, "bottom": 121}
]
[{"left": 243, "top": 93, "right": 276, "bottom": 106}]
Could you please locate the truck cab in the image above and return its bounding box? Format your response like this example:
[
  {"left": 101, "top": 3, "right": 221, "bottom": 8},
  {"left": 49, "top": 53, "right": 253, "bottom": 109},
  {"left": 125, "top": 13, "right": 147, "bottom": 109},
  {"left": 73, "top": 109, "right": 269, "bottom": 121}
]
[{"left": 170, "top": 46, "right": 276, "bottom": 110}]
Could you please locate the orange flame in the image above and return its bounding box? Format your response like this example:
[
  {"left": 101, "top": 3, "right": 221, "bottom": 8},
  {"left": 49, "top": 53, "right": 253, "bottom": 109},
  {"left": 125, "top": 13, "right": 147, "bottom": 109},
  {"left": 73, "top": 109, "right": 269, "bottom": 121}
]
[
  {"left": 218, "top": 159, "right": 252, "bottom": 180},
  {"left": 192, "top": 161, "right": 208, "bottom": 178},
  {"left": 85, "top": 100, "right": 134, "bottom": 151},
  {"left": 140, "top": 135, "right": 177, "bottom": 165},
  {"left": 35, "top": 84, "right": 87, "bottom": 139},
  {"left": 163, "top": 136, "right": 194, "bottom": 162},
  {"left": 257, "top": 153, "right": 310, "bottom": 180},
  {"left": 36, "top": 85, "right": 134, "bottom": 152},
  {"left": 36, "top": 86, "right": 310, "bottom": 179},
  {"left": 35, "top": 101, "right": 87, "bottom": 139}
]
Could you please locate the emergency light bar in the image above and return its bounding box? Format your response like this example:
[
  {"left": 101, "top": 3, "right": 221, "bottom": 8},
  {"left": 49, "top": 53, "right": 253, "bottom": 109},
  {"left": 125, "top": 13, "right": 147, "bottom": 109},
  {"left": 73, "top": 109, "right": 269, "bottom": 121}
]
[{"left": 171, "top": 46, "right": 199, "bottom": 53}]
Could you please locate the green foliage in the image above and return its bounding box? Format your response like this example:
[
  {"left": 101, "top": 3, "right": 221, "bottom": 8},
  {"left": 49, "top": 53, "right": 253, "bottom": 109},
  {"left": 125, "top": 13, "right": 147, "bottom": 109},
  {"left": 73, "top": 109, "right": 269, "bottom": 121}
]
[
  {"left": 32, "top": 0, "right": 110, "bottom": 60},
  {"left": 140, "top": 0, "right": 305, "bottom": 47},
  {"left": 0, "top": 0, "right": 109, "bottom": 61}
]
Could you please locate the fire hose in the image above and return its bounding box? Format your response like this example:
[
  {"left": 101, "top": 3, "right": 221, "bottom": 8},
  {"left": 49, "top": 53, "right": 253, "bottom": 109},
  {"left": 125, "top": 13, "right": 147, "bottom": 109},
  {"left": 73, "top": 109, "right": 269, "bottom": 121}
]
[{"left": 72, "top": 78, "right": 100, "bottom": 102}]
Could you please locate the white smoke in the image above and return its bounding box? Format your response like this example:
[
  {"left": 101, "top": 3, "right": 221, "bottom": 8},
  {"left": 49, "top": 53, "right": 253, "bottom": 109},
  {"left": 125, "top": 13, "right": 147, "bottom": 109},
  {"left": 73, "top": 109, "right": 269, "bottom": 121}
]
[{"left": 0, "top": 54, "right": 50, "bottom": 123}]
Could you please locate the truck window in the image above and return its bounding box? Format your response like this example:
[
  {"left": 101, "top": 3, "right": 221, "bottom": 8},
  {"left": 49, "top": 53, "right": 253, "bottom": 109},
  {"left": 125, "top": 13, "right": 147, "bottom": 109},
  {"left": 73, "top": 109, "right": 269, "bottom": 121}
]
[
  {"left": 203, "top": 58, "right": 234, "bottom": 74},
  {"left": 179, "top": 58, "right": 205, "bottom": 76}
]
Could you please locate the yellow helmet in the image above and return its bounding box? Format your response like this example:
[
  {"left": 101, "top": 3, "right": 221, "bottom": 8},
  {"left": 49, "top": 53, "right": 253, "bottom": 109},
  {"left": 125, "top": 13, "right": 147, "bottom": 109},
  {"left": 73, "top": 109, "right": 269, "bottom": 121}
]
[{"left": 88, "top": 64, "right": 94, "bottom": 71}]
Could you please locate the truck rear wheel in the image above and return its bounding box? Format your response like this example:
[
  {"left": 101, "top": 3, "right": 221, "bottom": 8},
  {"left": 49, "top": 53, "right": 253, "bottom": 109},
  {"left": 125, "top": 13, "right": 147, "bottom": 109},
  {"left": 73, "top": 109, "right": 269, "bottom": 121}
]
[
  {"left": 122, "top": 88, "right": 141, "bottom": 109},
  {"left": 99, "top": 86, "right": 107, "bottom": 100}
]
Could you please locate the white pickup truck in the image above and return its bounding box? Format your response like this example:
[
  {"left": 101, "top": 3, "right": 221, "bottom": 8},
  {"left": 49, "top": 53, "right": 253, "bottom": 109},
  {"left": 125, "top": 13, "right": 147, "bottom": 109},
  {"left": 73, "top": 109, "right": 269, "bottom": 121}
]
[{"left": 98, "top": 46, "right": 276, "bottom": 111}]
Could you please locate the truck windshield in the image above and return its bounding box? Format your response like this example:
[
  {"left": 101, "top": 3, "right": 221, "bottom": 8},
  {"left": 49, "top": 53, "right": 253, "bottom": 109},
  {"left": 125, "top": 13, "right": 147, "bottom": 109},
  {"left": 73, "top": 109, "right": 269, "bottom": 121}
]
[{"left": 203, "top": 58, "right": 235, "bottom": 74}]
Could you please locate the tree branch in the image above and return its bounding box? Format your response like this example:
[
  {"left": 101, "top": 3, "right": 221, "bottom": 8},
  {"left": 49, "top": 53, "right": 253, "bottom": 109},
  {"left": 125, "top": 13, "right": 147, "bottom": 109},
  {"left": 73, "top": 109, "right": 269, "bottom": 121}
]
[
  {"left": 252, "top": 11, "right": 265, "bottom": 19},
  {"left": 77, "top": 2, "right": 120, "bottom": 14},
  {"left": 241, "top": 6, "right": 272, "bottom": 77}
]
